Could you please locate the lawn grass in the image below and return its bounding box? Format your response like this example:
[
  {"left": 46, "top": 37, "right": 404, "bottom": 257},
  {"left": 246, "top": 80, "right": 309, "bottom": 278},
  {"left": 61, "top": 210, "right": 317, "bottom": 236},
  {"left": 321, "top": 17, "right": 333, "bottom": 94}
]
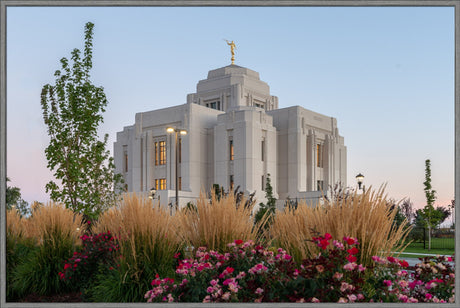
[{"left": 395, "top": 238, "right": 454, "bottom": 259}]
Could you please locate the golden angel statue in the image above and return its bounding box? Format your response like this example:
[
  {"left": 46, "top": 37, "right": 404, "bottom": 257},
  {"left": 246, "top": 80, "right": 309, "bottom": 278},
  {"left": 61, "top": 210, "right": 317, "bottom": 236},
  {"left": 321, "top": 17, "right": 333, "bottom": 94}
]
[{"left": 225, "top": 40, "right": 236, "bottom": 64}]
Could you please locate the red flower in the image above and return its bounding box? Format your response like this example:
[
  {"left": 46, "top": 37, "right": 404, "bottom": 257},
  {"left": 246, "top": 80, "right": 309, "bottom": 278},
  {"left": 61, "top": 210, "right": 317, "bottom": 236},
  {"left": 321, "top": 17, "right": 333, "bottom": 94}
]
[
  {"left": 347, "top": 247, "right": 359, "bottom": 255},
  {"left": 387, "top": 256, "right": 396, "bottom": 263},
  {"left": 174, "top": 252, "right": 181, "bottom": 259},
  {"left": 399, "top": 260, "right": 409, "bottom": 268},
  {"left": 346, "top": 238, "right": 355, "bottom": 245},
  {"left": 319, "top": 239, "right": 330, "bottom": 250},
  {"left": 324, "top": 233, "right": 332, "bottom": 240},
  {"left": 346, "top": 255, "right": 357, "bottom": 263},
  {"left": 235, "top": 239, "right": 244, "bottom": 245},
  {"left": 226, "top": 266, "right": 234, "bottom": 274}
]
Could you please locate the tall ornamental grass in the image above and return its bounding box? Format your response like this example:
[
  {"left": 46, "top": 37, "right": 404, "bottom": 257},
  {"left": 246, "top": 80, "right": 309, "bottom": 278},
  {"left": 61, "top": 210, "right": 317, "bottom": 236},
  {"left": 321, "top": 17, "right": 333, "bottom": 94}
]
[
  {"left": 6, "top": 209, "right": 34, "bottom": 300},
  {"left": 270, "top": 186, "right": 411, "bottom": 266},
  {"left": 10, "top": 202, "right": 82, "bottom": 296},
  {"left": 91, "top": 193, "right": 180, "bottom": 302},
  {"left": 174, "top": 192, "right": 266, "bottom": 252}
]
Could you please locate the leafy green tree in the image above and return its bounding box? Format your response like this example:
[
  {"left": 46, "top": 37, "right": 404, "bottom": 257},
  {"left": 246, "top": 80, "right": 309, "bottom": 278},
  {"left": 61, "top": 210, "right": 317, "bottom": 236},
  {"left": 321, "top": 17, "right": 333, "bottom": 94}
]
[
  {"left": 6, "top": 177, "right": 30, "bottom": 217},
  {"left": 6, "top": 177, "right": 21, "bottom": 208},
  {"left": 40, "top": 22, "right": 123, "bottom": 221},
  {"left": 254, "top": 174, "right": 276, "bottom": 229},
  {"left": 419, "top": 159, "right": 443, "bottom": 250}
]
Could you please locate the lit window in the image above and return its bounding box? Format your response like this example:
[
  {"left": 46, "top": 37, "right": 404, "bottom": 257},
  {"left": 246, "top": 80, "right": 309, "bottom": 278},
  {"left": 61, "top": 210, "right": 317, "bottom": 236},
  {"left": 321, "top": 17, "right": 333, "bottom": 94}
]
[
  {"left": 316, "top": 144, "right": 323, "bottom": 168},
  {"left": 178, "top": 177, "right": 182, "bottom": 190},
  {"left": 229, "top": 139, "right": 234, "bottom": 161},
  {"left": 159, "top": 141, "right": 166, "bottom": 165},
  {"left": 155, "top": 142, "right": 158, "bottom": 165},
  {"left": 155, "top": 178, "right": 167, "bottom": 190}
]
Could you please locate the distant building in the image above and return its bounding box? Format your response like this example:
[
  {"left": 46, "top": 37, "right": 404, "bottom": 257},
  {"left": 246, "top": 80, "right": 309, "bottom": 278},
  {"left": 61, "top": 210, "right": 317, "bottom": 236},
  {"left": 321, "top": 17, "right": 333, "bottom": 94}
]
[{"left": 114, "top": 64, "right": 347, "bottom": 209}]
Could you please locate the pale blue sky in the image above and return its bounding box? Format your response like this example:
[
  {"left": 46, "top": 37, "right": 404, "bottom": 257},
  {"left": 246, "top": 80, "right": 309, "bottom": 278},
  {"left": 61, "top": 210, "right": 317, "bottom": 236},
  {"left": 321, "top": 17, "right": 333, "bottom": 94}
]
[{"left": 6, "top": 6, "right": 455, "bottom": 211}]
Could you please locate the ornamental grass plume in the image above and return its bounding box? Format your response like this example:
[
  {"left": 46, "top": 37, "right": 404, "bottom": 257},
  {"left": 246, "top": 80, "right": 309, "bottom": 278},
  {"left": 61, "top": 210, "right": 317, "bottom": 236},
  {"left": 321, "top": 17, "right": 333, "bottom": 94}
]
[
  {"left": 10, "top": 202, "right": 81, "bottom": 296},
  {"left": 94, "top": 193, "right": 181, "bottom": 269},
  {"left": 25, "top": 201, "right": 82, "bottom": 247},
  {"left": 174, "top": 191, "right": 266, "bottom": 252},
  {"left": 270, "top": 186, "right": 411, "bottom": 266},
  {"left": 6, "top": 208, "right": 25, "bottom": 240},
  {"left": 91, "top": 193, "right": 181, "bottom": 301}
]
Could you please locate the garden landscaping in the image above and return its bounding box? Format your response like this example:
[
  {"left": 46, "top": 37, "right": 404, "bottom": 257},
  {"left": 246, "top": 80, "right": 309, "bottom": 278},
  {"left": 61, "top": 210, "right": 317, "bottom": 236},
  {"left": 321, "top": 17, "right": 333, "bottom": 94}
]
[{"left": 6, "top": 188, "right": 455, "bottom": 303}]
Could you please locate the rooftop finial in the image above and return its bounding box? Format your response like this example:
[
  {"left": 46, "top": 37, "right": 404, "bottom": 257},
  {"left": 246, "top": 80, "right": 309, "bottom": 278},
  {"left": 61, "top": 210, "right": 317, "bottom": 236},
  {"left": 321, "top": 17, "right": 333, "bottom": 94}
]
[{"left": 225, "top": 39, "right": 236, "bottom": 65}]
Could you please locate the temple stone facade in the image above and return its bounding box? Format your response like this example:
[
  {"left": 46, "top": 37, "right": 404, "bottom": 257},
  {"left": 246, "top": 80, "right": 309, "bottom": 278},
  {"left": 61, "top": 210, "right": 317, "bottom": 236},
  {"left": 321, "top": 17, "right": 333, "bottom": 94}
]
[{"left": 114, "top": 64, "right": 347, "bottom": 209}]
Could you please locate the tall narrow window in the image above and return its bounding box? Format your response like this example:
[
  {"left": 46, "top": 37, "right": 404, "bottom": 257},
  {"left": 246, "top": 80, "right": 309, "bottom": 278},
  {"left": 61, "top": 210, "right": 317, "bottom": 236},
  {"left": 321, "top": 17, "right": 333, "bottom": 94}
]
[
  {"left": 155, "top": 179, "right": 158, "bottom": 190},
  {"left": 229, "top": 139, "right": 234, "bottom": 161},
  {"left": 261, "top": 139, "right": 265, "bottom": 162},
  {"left": 123, "top": 147, "right": 128, "bottom": 172},
  {"left": 159, "top": 141, "right": 166, "bottom": 165},
  {"left": 229, "top": 175, "right": 234, "bottom": 189},
  {"left": 261, "top": 175, "right": 265, "bottom": 191},
  {"left": 316, "top": 144, "right": 323, "bottom": 168},
  {"left": 178, "top": 177, "right": 182, "bottom": 190},
  {"left": 154, "top": 142, "right": 158, "bottom": 165},
  {"left": 178, "top": 138, "right": 182, "bottom": 164},
  {"left": 317, "top": 180, "right": 324, "bottom": 191}
]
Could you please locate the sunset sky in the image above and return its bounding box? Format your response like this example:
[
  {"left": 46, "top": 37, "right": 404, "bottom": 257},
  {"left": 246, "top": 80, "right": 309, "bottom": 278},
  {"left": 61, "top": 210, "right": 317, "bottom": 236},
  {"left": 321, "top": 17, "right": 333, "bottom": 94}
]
[{"left": 6, "top": 6, "right": 455, "bottom": 216}]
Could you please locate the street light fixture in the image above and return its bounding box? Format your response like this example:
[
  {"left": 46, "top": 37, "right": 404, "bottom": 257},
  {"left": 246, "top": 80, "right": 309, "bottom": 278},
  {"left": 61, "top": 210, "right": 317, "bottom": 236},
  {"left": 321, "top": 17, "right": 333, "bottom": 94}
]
[
  {"left": 149, "top": 187, "right": 161, "bottom": 208},
  {"left": 166, "top": 127, "right": 187, "bottom": 211},
  {"left": 356, "top": 173, "right": 364, "bottom": 191}
]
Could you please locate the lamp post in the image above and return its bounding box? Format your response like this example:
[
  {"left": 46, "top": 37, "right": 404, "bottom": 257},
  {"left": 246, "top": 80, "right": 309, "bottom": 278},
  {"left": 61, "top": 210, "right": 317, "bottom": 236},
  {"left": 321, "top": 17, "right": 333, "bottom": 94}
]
[
  {"left": 149, "top": 188, "right": 159, "bottom": 206},
  {"left": 167, "top": 127, "right": 187, "bottom": 211},
  {"left": 356, "top": 173, "right": 365, "bottom": 192}
]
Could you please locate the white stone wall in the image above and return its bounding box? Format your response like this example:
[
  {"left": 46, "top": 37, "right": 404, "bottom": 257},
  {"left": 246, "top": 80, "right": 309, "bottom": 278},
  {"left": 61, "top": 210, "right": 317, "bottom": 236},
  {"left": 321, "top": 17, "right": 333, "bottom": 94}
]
[{"left": 114, "top": 64, "right": 346, "bottom": 209}]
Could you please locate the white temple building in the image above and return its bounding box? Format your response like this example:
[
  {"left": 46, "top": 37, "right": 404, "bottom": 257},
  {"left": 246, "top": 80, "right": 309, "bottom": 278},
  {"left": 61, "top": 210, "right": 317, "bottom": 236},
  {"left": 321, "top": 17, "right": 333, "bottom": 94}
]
[{"left": 114, "top": 63, "right": 347, "bottom": 209}]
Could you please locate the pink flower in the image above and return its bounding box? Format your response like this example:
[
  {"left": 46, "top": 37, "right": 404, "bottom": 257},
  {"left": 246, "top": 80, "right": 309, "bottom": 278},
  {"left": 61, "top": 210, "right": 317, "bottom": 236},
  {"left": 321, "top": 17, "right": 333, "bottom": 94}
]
[
  {"left": 255, "top": 288, "right": 264, "bottom": 295},
  {"left": 207, "top": 286, "right": 214, "bottom": 293},
  {"left": 333, "top": 240, "right": 344, "bottom": 250},
  {"left": 284, "top": 254, "right": 292, "bottom": 261},
  {"left": 203, "top": 295, "right": 211, "bottom": 303},
  {"left": 316, "top": 265, "right": 325, "bottom": 273},
  {"left": 383, "top": 280, "right": 392, "bottom": 287},
  {"left": 358, "top": 264, "right": 366, "bottom": 272},
  {"left": 398, "top": 294, "right": 408, "bottom": 302},
  {"left": 398, "top": 280, "right": 408, "bottom": 288},
  {"left": 311, "top": 297, "right": 320, "bottom": 303},
  {"left": 222, "top": 292, "right": 231, "bottom": 300},
  {"left": 338, "top": 297, "right": 347, "bottom": 303},
  {"left": 324, "top": 233, "right": 332, "bottom": 240},
  {"left": 347, "top": 294, "right": 357, "bottom": 302},
  {"left": 343, "top": 262, "right": 357, "bottom": 271},
  {"left": 425, "top": 293, "right": 433, "bottom": 300},
  {"left": 333, "top": 272, "right": 343, "bottom": 280}
]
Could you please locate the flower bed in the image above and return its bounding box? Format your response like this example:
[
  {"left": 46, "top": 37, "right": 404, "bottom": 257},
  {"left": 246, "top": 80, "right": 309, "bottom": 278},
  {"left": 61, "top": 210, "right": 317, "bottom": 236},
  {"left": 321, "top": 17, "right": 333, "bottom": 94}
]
[{"left": 145, "top": 233, "right": 455, "bottom": 303}]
